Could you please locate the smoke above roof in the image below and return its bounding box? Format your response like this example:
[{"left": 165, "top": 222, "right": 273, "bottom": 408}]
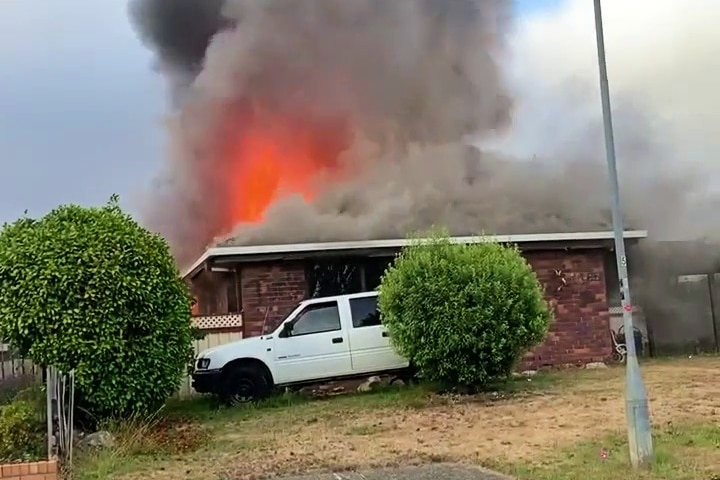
[{"left": 128, "top": 0, "right": 720, "bottom": 268}]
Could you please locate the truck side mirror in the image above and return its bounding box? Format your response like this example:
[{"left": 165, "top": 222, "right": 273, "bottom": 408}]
[{"left": 281, "top": 322, "right": 293, "bottom": 337}]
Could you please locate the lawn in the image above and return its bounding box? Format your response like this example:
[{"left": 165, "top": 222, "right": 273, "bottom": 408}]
[{"left": 73, "top": 356, "right": 720, "bottom": 480}]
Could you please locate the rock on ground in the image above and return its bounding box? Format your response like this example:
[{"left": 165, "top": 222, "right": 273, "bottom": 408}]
[
  {"left": 77, "top": 430, "right": 116, "bottom": 449},
  {"left": 585, "top": 362, "right": 608, "bottom": 369},
  {"left": 356, "top": 375, "right": 384, "bottom": 392}
]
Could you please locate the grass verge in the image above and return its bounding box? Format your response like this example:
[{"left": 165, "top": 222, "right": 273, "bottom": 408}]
[
  {"left": 72, "top": 372, "right": 565, "bottom": 480},
  {"left": 71, "top": 356, "right": 720, "bottom": 480},
  {"left": 498, "top": 421, "right": 720, "bottom": 480}
]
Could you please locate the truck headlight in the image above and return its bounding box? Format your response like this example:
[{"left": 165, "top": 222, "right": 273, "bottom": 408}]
[{"left": 196, "top": 358, "right": 211, "bottom": 370}]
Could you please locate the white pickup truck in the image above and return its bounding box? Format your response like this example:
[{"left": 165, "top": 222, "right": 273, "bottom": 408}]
[{"left": 191, "top": 291, "right": 412, "bottom": 404}]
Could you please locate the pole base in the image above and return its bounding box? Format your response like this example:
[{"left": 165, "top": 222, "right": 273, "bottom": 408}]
[{"left": 626, "top": 356, "right": 654, "bottom": 468}]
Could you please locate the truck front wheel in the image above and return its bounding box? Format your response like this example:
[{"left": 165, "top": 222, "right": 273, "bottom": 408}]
[{"left": 220, "top": 365, "right": 271, "bottom": 406}]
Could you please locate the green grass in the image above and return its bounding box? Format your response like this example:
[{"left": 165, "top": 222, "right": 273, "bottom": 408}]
[
  {"left": 497, "top": 422, "right": 720, "bottom": 480},
  {"left": 163, "top": 382, "right": 433, "bottom": 421},
  {"left": 72, "top": 373, "right": 569, "bottom": 480},
  {"left": 71, "top": 361, "right": 720, "bottom": 480},
  {"left": 161, "top": 370, "right": 567, "bottom": 425}
]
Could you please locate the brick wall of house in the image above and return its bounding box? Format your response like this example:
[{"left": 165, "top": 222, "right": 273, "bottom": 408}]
[
  {"left": 229, "top": 249, "right": 612, "bottom": 366},
  {"left": 523, "top": 249, "right": 612, "bottom": 367},
  {"left": 240, "top": 262, "right": 307, "bottom": 337}
]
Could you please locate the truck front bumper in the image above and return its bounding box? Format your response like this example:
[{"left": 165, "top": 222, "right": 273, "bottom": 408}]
[{"left": 191, "top": 369, "right": 223, "bottom": 394}]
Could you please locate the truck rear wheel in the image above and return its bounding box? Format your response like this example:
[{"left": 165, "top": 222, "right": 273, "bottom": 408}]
[{"left": 220, "top": 365, "right": 271, "bottom": 406}]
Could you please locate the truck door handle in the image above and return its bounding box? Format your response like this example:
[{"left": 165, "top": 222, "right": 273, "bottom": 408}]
[
  {"left": 382, "top": 331, "right": 389, "bottom": 337},
  {"left": 332, "top": 337, "right": 343, "bottom": 344}
]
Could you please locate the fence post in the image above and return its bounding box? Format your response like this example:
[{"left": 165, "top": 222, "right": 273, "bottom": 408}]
[{"left": 45, "top": 366, "right": 54, "bottom": 459}]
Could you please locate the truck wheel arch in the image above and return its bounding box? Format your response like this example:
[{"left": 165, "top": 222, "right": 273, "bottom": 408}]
[{"left": 221, "top": 357, "right": 274, "bottom": 387}]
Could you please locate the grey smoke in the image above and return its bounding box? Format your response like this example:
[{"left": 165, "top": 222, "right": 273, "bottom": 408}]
[
  {"left": 129, "top": 0, "right": 719, "bottom": 270},
  {"left": 130, "top": 0, "right": 515, "bottom": 264}
]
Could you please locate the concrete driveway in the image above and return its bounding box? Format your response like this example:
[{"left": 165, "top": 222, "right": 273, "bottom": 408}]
[{"left": 273, "top": 464, "right": 514, "bottom": 480}]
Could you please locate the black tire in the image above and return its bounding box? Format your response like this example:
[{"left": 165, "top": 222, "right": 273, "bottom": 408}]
[
  {"left": 401, "top": 364, "right": 419, "bottom": 384},
  {"left": 220, "top": 365, "right": 270, "bottom": 406}
]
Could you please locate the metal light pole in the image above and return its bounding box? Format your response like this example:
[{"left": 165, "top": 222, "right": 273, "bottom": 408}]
[{"left": 592, "top": 0, "right": 654, "bottom": 467}]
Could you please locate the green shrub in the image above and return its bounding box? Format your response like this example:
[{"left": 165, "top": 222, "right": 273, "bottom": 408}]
[
  {"left": 378, "top": 229, "right": 551, "bottom": 388},
  {"left": 0, "top": 399, "right": 45, "bottom": 462},
  {"left": 0, "top": 197, "right": 194, "bottom": 421}
]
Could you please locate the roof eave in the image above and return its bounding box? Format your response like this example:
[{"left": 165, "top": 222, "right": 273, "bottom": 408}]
[{"left": 181, "top": 230, "right": 648, "bottom": 279}]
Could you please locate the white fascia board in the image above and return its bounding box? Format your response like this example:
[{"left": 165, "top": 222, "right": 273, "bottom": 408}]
[{"left": 182, "top": 230, "right": 648, "bottom": 279}]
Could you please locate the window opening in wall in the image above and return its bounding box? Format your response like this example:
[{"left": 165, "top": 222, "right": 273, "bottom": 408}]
[
  {"left": 364, "top": 257, "right": 394, "bottom": 290},
  {"left": 307, "top": 260, "right": 361, "bottom": 298},
  {"left": 306, "top": 257, "right": 395, "bottom": 298},
  {"left": 226, "top": 273, "right": 240, "bottom": 313},
  {"left": 193, "top": 270, "right": 239, "bottom": 316}
]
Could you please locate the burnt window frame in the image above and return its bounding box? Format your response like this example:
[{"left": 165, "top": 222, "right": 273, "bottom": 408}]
[{"left": 304, "top": 256, "right": 395, "bottom": 299}]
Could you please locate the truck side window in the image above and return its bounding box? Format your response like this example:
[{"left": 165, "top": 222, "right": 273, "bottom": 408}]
[
  {"left": 290, "top": 301, "right": 341, "bottom": 336},
  {"left": 350, "top": 296, "right": 382, "bottom": 328}
]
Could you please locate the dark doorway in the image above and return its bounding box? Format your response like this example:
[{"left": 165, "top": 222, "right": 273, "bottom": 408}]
[{"left": 644, "top": 273, "right": 720, "bottom": 355}]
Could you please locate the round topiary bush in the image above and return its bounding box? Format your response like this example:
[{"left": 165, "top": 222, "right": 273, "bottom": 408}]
[
  {"left": 378, "top": 230, "right": 551, "bottom": 388},
  {"left": 0, "top": 197, "right": 194, "bottom": 421}
]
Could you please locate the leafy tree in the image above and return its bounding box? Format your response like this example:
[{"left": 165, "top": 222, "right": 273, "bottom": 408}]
[
  {"left": 0, "top": 197, "right": 194, "bottom": 420},
  {"left": 378, "top": 229, "right": 551, "bottom": 388}
]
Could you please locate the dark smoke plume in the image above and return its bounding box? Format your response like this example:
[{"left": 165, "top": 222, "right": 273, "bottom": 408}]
[
  {"left": 129, "top": 0, "right": 719, "bottom": 273},
  {"left": 130, "top": 0, "right": 516, "bottom": 264},
  {"left": 129, "top": 0, "right": 229, "bottom": 98}
]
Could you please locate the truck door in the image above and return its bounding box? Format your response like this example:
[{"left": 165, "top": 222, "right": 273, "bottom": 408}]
[
  {"left": 347, "top": 295, "right": 409, "bottom": 373},
  {"left": 272, "top": 300, "right": 352, "bottom": 384}
]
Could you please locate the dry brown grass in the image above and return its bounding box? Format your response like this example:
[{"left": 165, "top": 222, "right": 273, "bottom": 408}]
[{"left": 74, "top": 356, "right": 720, "bottom": 480}]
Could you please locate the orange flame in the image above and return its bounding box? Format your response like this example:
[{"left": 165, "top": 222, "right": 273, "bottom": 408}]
[{"left": 225, "top": 118, "right": 349, "bottom": 229}]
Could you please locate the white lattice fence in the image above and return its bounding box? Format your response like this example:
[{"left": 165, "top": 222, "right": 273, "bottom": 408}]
[
  {"left": 192, "top": 313, "right": 243, "bottom": 330},
  {"left": 176, "top": 314, "right": 244, "bottom": 397}
]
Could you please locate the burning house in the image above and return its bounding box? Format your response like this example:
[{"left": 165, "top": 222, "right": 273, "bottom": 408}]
[
  {"left": 183, "top": 230, "right": 647, "bottom": 368},
  {"left": 129, "top": 0, "right": 719, "bottom": 361}
]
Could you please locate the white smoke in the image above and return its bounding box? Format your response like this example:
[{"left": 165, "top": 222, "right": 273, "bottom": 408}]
[{"left": 499, "top": 0, "right": 720, "bottom": 211}]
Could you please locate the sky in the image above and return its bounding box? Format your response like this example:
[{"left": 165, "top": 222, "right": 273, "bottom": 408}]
[{"left": 0, "top": 0, "right": 718, "bottom": 225}]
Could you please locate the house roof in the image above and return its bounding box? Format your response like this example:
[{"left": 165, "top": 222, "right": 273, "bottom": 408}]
[{"left": 183, "top": 229, "right": 648, "bottom": 279}]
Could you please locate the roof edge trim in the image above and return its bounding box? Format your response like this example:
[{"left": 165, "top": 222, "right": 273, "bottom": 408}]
[{"left": 182, "top": 230, "right": 648, "bottom": 279}]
